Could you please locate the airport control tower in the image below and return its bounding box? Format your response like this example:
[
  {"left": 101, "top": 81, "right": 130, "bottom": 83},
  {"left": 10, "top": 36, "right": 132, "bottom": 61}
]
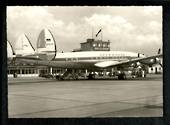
[
  {"left": 73, "top": 38, "right": 110, "bottom": 52},
  {"left": 73, "top": 28, "right": 110, "bottom": 52}
]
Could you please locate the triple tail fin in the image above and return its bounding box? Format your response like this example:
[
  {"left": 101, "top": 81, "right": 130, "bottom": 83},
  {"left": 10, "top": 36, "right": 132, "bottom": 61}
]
[
  {"left": 7, "top": 40, "right": 15, "bottom": 58},
  {"left": 37, "top": 29, "right": 57, "bottom": 60},
  {"left": 15, "top": 34, "right": 35, "bottom": 55},
  {"left": 7, "top": 40, "right": 16, "bottom": 65}
]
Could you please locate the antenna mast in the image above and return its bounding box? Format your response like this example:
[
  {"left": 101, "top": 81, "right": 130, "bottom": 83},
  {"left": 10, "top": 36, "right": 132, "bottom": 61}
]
[
  {"left": 101, "top": 28, "right": 103, "bottom": 41},
  {"left": 92, "top": 27, "right": 94, "bottom": 40}
]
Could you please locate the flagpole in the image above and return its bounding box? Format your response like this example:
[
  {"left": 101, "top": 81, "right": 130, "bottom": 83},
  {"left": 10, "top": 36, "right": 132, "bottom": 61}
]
[
  {"left": 101, "top": 28, "right": 102, "bottom": 41},
  {"left": 92, "top": 27, "right": 94, "bottom": 40},
  {"left": 96, "top": 28, "right": 102, "bottom": 40}
]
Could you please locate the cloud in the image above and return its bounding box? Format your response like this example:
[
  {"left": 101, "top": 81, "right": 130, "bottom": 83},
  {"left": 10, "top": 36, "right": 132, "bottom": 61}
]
[
  {"left": 84, "top": 14, "right": 136, "bottom": 41},
  {"left": 143, "top": 6, "right": 162, "bottom": 16},
  {"left": 7, "top": 6, "right": 55, "bottom": 29},
  {"left": 148, "top": 21, "right": 162, "bottom": 33},
  {"left": 136, "top": 34, "right": 160, "bottom": 43},
  {"left": 7, "top": 6, "right": 162, "bottom": 55},
  {"left": 7, "top": 6, "right": 79, "bottom": 50},
  {"left": 83, "top": 12, "right": 162, "bottom": 55},
  {"left": 84, "top": 14, "right": 135, "bottom": 31},
  {"left": 7, "top": 6, "right": 57, "bottom": 47}
]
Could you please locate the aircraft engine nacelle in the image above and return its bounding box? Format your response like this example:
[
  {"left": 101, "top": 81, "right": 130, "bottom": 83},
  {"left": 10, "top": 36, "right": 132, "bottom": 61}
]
[
  {"left": 149, "top": 57, "right": 162, "bottom": 67},
  {"left": 131, "top": 62, "right": 141, "bottom": 68},
  {"left": 136, "top": 62, "right": 141, "bottom": 66},
  {"left": 150, "top": 58, "right": 155, "bottom": 63},
  {"left": 150, "top": 58, "right": 161, "bottom": 64},
  {"left": 37, "top": 29, "right": 57, "bottom": 61},
  {"left": 131, "top": 63, "right": 135, "bottom": 67}
]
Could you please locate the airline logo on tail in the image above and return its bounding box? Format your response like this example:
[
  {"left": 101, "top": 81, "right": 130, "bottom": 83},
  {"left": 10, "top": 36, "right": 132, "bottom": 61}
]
[
  {"left": 37, "top": 29, "right": 56, "bottom": 53},
  {"left": 36, "top": 29, "right": 57, "bottom": 60}
]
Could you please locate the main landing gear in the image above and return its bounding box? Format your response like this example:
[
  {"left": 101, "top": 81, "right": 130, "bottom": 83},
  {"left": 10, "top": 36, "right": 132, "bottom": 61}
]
[
  {"left": 117, "top": 72, "right": 126, "bottom": 80},
  {"left": 87, "top": 73, "right": 95, "bottom": 80},
  {"left": 57, "top": 69, "right": 78, "bottom": 80}
]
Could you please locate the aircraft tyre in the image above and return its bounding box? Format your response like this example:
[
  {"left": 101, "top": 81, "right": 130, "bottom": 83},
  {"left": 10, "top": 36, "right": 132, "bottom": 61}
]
[
  {"left": 58, "top": 76, "right": 64, "bottom": 81},
  {"left": 88, "top": 74, "right": 95, "bottom": 80},
  {"left": 118, "top": 73, "right": 126, "bottom": 80},
  {"left": 72, "top": 74, "right": 79, "bottom": 80}
]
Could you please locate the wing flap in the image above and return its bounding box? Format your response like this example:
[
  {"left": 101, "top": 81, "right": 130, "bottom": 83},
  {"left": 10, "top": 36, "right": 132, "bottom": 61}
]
[{"left": 95, "top": 61, "right": 120, "bottom": 68}]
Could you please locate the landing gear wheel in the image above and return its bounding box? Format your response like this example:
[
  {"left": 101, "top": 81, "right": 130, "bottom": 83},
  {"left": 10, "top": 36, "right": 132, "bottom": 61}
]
[
  {"left": 118, "top": 73, "right": 126, "bottom": 80},
  {"left": 58, "top": 76, "right": 64, "bottom": 81},
  {"left": 88, "top": 74, "right": 95, "bottom": 80}
]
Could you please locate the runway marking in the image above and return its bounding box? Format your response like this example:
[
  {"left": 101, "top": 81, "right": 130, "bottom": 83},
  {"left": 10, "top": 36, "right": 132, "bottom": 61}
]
[
  {"left": 9, "top": 92, "right": 162, "bottom": 105},
  {"left": 10, "top": 93, "right": 93, "bottom": 103},
  {"left": 11, "top": 100, "right": 162, "bottom": 117},
  {"left": 9, "top": 94, "right": 162, "bottom": 117},
  {"left": 90, "top": 106, "right": 163, "bottom": 117},
  {"left": 10, "top": 92, "right": 162, "bottom": 104},
  {"left": 8, "top": 75, "right": 162, "bottom": 117}
]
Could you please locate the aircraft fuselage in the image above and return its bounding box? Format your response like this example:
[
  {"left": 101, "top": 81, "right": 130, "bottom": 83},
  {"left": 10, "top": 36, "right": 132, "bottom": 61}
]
[{"left": 33, "top": 51, "right": 146, "bottom": 69}]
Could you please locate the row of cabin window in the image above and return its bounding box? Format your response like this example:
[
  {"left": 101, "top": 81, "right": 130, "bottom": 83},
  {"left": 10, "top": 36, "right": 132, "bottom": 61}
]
[
  {"left": 99, "top": 53, "right": 131, "bottom": 57},
  {"left": 65, "top": 56, "right": 132, "bottom": 61}
]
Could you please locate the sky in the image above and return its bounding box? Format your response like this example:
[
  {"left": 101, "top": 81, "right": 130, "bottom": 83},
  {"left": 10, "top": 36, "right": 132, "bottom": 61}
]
[{"left": 7, "top": 6, "right": 162, "bottom": 56}]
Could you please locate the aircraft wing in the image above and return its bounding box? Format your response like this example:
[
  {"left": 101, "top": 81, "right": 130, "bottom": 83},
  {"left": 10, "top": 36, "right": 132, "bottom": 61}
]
[{"left": 94, "top": 54, "right": 163, "bottom": 68}]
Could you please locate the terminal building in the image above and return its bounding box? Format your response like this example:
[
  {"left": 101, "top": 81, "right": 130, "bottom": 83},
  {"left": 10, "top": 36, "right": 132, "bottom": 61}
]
[
  {"left": 8, "top": 64, "right": 63, "bottom": 77},
  {"left": 148, "top": 60, "right": 163, "bottom": 74}
]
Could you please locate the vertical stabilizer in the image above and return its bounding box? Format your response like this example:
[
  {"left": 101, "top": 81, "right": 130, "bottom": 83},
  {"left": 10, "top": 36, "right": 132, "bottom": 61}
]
[
  {"left": 15, "top": 34, "right": 35, "bottom": 55},
  {"left": 37, "top": 29, "right": 57, "bottom": 60},
  {"left": 7, "top": 40, "right": 15, "bottom": 58}
]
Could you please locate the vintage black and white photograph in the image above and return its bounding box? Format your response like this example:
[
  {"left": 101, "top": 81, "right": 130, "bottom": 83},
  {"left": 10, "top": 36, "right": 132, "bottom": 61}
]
[{"left": 7, "top": 6, "right": 163, "bottom": 118}]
